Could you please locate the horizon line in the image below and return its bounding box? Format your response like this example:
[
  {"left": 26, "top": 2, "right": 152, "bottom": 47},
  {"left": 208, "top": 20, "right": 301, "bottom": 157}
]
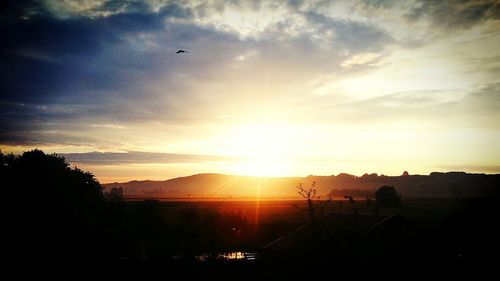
[{"left": 101, "top": 170, "right": 500, "bottom": 185}]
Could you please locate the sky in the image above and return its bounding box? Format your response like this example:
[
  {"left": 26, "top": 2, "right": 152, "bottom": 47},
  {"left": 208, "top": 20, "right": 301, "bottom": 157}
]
[{"left": 1, "top": 0, "right": 500, "bottom": 183}]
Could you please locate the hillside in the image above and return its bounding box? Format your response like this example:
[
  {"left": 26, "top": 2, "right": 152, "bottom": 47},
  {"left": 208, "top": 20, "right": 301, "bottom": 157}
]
[{"left": 103, "top": 172, "right": 500, "bottom": 199}]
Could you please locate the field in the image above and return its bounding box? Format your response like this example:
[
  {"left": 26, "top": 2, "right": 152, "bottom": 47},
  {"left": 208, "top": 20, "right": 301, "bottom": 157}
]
[
  {"left": 110, "top": 198, "right": 474, "bottom": 255},
  {"left": 123, "top": 197, "right": 472, "bottom": 227},
  {"left": 94, "top": 197, "right": 497, "bottom": 279}
]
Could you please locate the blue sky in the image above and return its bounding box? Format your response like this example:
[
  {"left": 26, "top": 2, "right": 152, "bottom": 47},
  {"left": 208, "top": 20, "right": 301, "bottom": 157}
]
[{"left": 1, "top": 0, "right": 500, "bottom": 182}]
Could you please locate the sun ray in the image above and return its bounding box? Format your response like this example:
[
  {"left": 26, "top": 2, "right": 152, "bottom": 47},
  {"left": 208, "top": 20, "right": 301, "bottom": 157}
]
[{"left": 253, "top": 177, "right": 262, "bottom": 233}]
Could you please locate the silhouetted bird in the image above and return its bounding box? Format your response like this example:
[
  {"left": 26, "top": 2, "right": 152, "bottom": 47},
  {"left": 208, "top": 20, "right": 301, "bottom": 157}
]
[{"left": 176, "top": 50, "right": 189, "bottom": 54}]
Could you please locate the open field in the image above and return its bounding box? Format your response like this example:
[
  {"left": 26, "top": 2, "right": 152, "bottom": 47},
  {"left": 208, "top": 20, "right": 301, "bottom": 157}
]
[
  {"left": 122, "top": 198, "right": 473, "bottom": 228},
  {"left": 105, "top": 197, "right": 477, "bottom": 259},
  {"left": 91, "top": 197, "right": 498, "bottom": 279}
]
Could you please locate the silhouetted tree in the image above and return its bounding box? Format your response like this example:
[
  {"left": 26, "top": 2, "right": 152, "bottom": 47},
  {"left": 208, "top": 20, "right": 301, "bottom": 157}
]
[
  {"left": 297, "top": 181, "right": 318, "bottom": 226},
  {"left": 344, "top": 195, "right": 358, "bottom": 215},
  {"left": 297, "top": 182, "right": 332, "bottom": 235},
  {"left": 106, "top": 187, "right": 124, "bottom": 200},
  {"left": 7, "top": 149, "right": 104, "bottom": 218},
  {"left": 0, "top": 150, "right": 6, "bottom": 174},
  {"left": 375, "top": 185, "right": 402, "bottom": 207},
  {"left": 5, "top": 149, "right": 108, "bottom": 276}
]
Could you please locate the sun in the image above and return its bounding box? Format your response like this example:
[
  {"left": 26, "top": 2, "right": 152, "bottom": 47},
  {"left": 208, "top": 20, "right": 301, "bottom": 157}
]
[
  {"left": 232, "top": 155, "right": 291, "bottom": 177},
  {"left": 221, "top": 123, "right": 295, "bottom": 177}
]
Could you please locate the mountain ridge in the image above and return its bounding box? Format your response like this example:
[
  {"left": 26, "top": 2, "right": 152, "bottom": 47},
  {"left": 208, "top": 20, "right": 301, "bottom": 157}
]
[{"left": 103, "top": 171, "right": 500, "bottom": 199}]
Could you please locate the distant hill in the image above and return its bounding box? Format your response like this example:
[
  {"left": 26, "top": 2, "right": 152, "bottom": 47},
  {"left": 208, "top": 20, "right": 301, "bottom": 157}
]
[
  {"left": 103, "top": 172, "right": 500, "bottom": 199},
  {"left": 104, "top": 174, "right": 303, "bottom": 199}
]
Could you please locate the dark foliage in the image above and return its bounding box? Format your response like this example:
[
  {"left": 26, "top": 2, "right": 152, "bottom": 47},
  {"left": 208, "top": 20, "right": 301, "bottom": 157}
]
[
  {"left": 2, "top": 149, "right": 111, "bottom": 278},
  {"left": 375, "top": 185, "right": 402, "bottom": 207},
  {"left": 106, "top": 186, "right": 124, "bottom": 200}
]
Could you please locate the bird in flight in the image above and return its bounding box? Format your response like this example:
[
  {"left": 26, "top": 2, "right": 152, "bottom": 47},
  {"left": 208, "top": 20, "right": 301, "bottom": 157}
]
[{"left": 176, "top": 50, "right": 189, "bottom": 54}]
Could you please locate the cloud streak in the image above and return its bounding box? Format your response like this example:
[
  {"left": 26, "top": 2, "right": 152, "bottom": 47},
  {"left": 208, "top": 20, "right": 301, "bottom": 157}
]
[
  {"left": 60, "top": 151, "right": 237, "bottom": 165},
  {"left": 405, "top": 0, "right": 500, "bottom": 30}
]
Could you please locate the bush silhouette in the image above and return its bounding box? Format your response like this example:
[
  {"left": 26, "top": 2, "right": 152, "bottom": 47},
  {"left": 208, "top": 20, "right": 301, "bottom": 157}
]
[
  {"left": 8, "top": 149, "right": 103, "bottom": 209},
  {"left": 3, "top": 149, "right": 108, "bottom": 276},
  {"left": 375, "top": 185, "right": 402, "bottom": 207}
]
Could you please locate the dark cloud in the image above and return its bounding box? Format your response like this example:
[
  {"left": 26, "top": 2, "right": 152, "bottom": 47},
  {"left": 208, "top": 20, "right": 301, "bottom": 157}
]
[
  {"left": 360, "top": 0, "right": 399, "bottom": 9},
  {"left": 304, "top": 11, "right": 394, "bottom": 53},
  {"left": 96, "top": 0, "right": 152, "bottom": 15},
  {"left": 0, "top": 1, "right": 209, "bottom": 146},
  {"left": 287, "top": 0, "right": 305, "bottom": 9},
  {"left": 406, "top": 0, "right": 500, "bottom": 30},
  {"left": 0, "top": 130, "right": 105, "bottom": 147},
  {"left": 0, "top": 1, "right": 394, "bottom": 106},
  {"left": 0, "top": 0, "right": 45, "bottom": 21},
  {"left": 0, "top": 2, "right": 194, "bottom": 104},
  {"left": 60, "top": 151, "right": 237, "bottom": 165}
]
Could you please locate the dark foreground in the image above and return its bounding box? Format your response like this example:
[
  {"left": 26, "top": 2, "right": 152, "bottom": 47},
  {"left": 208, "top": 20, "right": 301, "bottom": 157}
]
[{"left": 10, "top": 198, "right": 500, "bottom": 279}]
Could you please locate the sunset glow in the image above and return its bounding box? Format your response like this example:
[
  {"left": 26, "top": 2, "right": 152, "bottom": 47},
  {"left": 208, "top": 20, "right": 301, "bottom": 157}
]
[
  {"left": 219, "top": 123, "right": 295, "bottom": 177},
  {"left": 4, "top": 2, "right": 500, "bottom": 279}
]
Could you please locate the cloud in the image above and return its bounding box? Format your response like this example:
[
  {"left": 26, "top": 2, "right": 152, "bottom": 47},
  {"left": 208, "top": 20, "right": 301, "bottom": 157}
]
[
  {"left": 285, "top": 80, "right": 500, "bottom": 130},
  {"left": 405, "top": 0, "right": 500, "bottom": 30},
  {"left": 42, "top": 0, "right": 158, "bottom": 19},
  {"left": 303, "top": 11, "right": 394, "bottom": 53},
  {"left": 341, "top": 52, "right": 385, "bottom": 69},
  {"left": 60, "top": 151, "right": 236, "bottom": 165},
  {"left": 0, "top": 0, "right": 395, "bottom": 105}
]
